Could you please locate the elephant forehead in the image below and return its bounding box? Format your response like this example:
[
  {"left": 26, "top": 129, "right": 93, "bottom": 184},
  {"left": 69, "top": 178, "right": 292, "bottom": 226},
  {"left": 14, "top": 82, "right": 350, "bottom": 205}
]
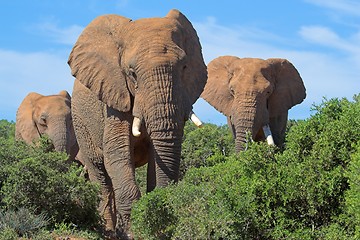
[
  {"left": 36, "top": 96, "right": 71, "bottom": 113},
  {"left": 231, "top": 59, "right": 270, "bottom": 82},
  {"left": 127, "top": 18, "right": 179, "bottom": 41},
  {"left": 236, "top": 58, "right": 268, "bottom": 72}
]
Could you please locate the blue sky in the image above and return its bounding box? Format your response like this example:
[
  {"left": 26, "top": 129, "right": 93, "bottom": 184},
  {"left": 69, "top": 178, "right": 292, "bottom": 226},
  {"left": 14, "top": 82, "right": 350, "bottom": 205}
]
[{"left": 1, "top": 0, "right": 359, "bottom": 125}]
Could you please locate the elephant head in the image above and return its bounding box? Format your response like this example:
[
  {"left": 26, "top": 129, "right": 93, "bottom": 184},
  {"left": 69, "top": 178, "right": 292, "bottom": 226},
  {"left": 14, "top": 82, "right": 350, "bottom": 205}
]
[
  {"left": 202, "top": 56, "right": 306, "bottom": 152},
  {"left": 15, "top": 90, "right": 78, "bottom": 160}
]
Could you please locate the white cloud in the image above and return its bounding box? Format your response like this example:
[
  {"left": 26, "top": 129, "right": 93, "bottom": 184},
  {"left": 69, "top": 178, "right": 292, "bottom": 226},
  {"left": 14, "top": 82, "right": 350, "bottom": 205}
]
[
  {"left": 115, "top": 0, "right": 129, "bottom": 8},
  {"left": 304, "top": 0, "right": 360, "bottom": 16},
  {"left": 299, "top": 26, "right": 342, "bottom": 46},
  {"left": 194, "top": 18, "right": 285, "bottom": 63},
  {"left": 35, "top": 22, "right": 83, "bottom": 45},
  {"left": 299, "top": 25, "right": 360, "bottom": 54}
]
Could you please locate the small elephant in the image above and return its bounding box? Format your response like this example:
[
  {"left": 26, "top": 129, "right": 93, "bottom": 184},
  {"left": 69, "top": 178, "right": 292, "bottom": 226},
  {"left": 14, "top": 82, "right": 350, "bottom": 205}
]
[
  {"left": 201, "top": 56, "right": 306, "bottom": 152},
  {"left": 15, "top": 90, "right": 79, "bottom": 161},
  {"left": 68, "top": 9, "right": 207, "bottom": 237}
]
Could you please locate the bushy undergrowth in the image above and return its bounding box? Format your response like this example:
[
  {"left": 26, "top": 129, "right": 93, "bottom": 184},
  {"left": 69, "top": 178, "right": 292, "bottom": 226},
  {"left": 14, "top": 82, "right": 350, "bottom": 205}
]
[
  {"left": 0, "top": 208, "right": 48, "bottom": 238},
  {"left": 131, "top": 95, "right": 360, "bottom": 239},
  {"left": 0, "top": 124, "right": 101, "bottom": 238},
  {"left": 180, "top": 122, "right": 235, "bottom": 178}
]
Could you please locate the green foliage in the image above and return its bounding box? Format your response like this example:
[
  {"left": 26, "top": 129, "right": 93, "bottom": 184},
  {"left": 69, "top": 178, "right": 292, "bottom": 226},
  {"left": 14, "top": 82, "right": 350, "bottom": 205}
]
[
  {"left": 50, "top": 221, "right": 103, "bottom": 240},
  {"left": 340, "top": 141, "right": 360, "bottom": 239},
  {"left": 0, "top": 120, "right": 15, "bottom": 140},
  {"left": 135, "top": 164, "right": 148, "bottom": 196},
  {"left": 131, "top": 95, "right": 360, "bottom": 239},
  {"left": 180, "top": 122, "right": 234, "bottom": 179},
  {"left": 0, "top": 136, "right": 100, "bottom": 229},
  {"left": 131, "top": 187, "right": 176, "bottom": 240},
  {"left": 0, "top": 208, "right": 48, "bottom": 238}
]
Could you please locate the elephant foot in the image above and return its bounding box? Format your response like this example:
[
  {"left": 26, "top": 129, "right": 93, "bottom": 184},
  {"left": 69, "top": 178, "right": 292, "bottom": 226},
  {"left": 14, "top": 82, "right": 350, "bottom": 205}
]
[
  {"left": 103, "top": 229, "right": 117, "bottom": 240},
  {"left": 115, "top": 214, "right": 134, "bottom": 240},
  {"left": 102, "top": 227, "right": 133, "bottom": 240},
  {"left": 115, "top": 229, "right": 134, "bottom": 240}
]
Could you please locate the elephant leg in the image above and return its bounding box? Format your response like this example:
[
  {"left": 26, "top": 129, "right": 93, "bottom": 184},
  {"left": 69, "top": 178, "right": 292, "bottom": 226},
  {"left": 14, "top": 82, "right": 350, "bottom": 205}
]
[
  {"left": 86, "top": 155, "right": 116, "bottom": 233},
  {"left": 71, "top": 88, "right": 116, "bottom": 233},
  {"left": 103, "top": 108, "right": 140, "bottom": 238},
  {"left": 146, "top": 150, "right": 156, "bottom": 192}
]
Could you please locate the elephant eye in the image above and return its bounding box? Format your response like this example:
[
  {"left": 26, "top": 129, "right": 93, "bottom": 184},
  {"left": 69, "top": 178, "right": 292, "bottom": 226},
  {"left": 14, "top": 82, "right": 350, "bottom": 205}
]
[
  {"left": 39, "top": 116, "right": 47, "bottom": 127},
  {"left": 229, "top": 86, "right": 235, "bottom": 96},
  {"left": 128, "top": 68, "right": 138, "bottom": 88}
]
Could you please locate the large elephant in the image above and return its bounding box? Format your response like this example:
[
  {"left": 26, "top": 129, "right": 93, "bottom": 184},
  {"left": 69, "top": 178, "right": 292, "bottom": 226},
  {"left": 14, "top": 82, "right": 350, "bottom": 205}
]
[
  {"left": 201, "top": 56, "right": 306, "bottom": 152},
  {"left": 68, "top": 9, "right": 207, "bottom": 238},
  {"left": 15, "top": 90, "right": 79, "bottom": 161}
]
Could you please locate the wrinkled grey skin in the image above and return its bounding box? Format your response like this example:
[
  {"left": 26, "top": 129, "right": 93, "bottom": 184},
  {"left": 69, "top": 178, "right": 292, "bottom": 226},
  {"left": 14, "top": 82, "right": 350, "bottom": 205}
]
[
  {"left": 68, "top": 9, "right": 207, "bottom": 238},
  {"left": 15, "top": 91, "right": 78, "bottom": 160}
]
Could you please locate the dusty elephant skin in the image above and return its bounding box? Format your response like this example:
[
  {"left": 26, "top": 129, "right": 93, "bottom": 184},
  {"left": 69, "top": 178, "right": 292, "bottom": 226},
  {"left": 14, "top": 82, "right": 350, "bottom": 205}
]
[
  {"left": 68, "top": 9, "right": 207, "bottom": 239},
  {"left": 201, "top": 56, "right": 306, "bottom": 152},
  {"left": 15, "top": 90, "right": 79, "bottom": 161}
]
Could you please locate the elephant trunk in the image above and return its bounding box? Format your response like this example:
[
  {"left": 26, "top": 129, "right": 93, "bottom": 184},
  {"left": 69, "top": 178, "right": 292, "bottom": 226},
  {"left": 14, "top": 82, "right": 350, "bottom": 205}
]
[
  {"left": 233, "top": 103, "right": 275, "bottom": 152},
  {"left": 52, "top": 118, "right": 77, "bottom": 159},
  {"left": 146, "top": 102, "right": 184, "bottom": 192},
  {"left": 151, "top": 131, "right": 183, "bottom": 187},
  {"left": 233, "top": 99, "right": 259, "bottom": 152},
  {"left": 137, "top": 66, "right": 185, "bottom": 192},
  {"left": 234, "top": 119, "right": 254, "bottom": 152}
]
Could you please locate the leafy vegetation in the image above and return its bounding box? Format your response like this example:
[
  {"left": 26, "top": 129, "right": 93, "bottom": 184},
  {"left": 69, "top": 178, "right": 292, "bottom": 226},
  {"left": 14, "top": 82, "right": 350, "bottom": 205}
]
[
  {"left": 180, "top": 122, "right": 235, "bottom": 178},
  {"left": 131, "top": 95, "right": 360, "bottom": 239},
  {"left": 0, "top": 208, "right": 48, "bottom": 238},
  {"left": 0, "top": 120, "right": 101, "bottom": 239}
]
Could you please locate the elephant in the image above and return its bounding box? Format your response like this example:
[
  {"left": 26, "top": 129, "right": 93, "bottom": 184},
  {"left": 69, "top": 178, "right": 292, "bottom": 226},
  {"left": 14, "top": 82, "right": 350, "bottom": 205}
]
[
  {"left": 67, "top": 9, "right": 207, "bottom": 238},
  {"left": 15, "top": 90, "right": 79, "bottom": 161},
  {"left": 201, "top": 56, "right": 306, "bottom": 152}
]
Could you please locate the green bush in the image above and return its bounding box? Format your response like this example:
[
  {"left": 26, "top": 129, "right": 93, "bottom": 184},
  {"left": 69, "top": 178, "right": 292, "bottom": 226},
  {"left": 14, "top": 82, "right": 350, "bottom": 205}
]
[
  {"left": 0, "top": 136, "right": 100, "bottom": 228},
  {"left": 131, "top": 95, "right": 360, "bottom": 239},
  {"left": 0, "top": 120, "right": 15, "bottom": 140},
  {"left": 0, "top": 208, "right": 48, "bottom": 238},
  {"left": 131, "top": 187, "right": 176, "bottom": 240},
  {"left": 180, "top": 122, "right": 234, "bottom": 179}
]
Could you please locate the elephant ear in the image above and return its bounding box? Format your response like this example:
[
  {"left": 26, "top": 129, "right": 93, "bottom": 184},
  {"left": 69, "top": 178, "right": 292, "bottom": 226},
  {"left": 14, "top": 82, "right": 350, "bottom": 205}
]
[
  {"left": 167, "top": 9, "right": 207, "bottom": 105},
  {"left": 68, "top": 14, "right": 132, "bottom": 113},
  {"left": 201, "top": 56, "right": 239, "bottom": 116},
  {"left": 15, "top": 92, "right": 43, "bottom": 143},
  {"left": 266, "top": 58, "right": 306, "bottom": 117},
  {"left": 58, "top": 90, "right": 71, "bottom": 101}
]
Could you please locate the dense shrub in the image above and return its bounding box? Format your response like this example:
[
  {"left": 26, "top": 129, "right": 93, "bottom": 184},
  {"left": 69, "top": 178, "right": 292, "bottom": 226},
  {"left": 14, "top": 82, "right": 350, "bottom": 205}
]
[
  {"left": 131, "top": 95, "right": 360, "bottom": 239},
  {"left": 0, "top": 119, "right": 15, "bottom": 140},
  {"left": 0, "top": 208, "right": 48, "bottom": 238},
  {"left": 180, "top": 122, "right": 234, "bottom": 178},
  {"left": 0, "top": 133, "right": 100, "bottom": 228}
]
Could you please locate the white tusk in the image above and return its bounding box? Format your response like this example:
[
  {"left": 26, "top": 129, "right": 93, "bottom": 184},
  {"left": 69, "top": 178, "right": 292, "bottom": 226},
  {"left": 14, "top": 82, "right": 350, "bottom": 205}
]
[
  {"left": 189, "top": 111, "right": 203, "bottom": 128},
  {"left": 132, "top": 117, "right": 142, "bottom": 137},
  {"left": 262, "top": 124, "right": 275, "bottom": 146}
]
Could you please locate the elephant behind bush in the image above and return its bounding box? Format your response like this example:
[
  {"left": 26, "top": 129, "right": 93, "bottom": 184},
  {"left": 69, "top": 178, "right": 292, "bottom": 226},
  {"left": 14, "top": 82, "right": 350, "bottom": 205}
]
[
  {"left": 15, "top": 90, "right": 79, "bottom": 161},
  {"left": 202, "top": 56, "right": 306, "bottom": 151}
]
